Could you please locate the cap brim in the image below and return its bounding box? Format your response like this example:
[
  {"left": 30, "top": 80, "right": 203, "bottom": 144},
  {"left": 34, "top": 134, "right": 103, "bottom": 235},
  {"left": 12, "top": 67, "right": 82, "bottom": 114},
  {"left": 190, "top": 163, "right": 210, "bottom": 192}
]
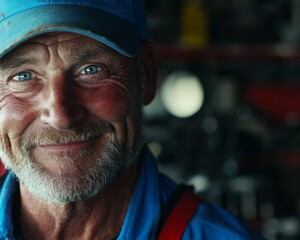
[{"left": 0, "top": 4, "right": 140, "bottom": 58}]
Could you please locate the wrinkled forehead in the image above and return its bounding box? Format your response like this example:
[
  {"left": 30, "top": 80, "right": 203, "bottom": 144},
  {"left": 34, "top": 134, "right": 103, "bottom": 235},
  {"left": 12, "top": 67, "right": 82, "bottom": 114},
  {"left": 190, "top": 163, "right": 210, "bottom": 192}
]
[
  {"left": 25, "top": 32, "right": 121, "bottom": 55},
  {"left": 3, "top": 32, "right": 127, "bottom": 60},
  {"left": 0, "top": 31, "right": 136, "bottom": 71}
]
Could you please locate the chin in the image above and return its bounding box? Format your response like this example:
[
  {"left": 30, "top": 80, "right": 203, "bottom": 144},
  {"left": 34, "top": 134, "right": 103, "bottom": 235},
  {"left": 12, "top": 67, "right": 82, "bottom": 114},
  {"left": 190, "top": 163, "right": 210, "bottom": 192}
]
[{"left": 11, "top": 136, "right": 142, "bottom": 203}]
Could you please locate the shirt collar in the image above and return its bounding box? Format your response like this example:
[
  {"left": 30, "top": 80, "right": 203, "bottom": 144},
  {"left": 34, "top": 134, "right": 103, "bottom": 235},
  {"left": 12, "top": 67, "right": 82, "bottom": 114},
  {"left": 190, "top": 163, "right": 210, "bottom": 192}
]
[{"left": 118, "top": 147, "right": 162, "bottom": 240}]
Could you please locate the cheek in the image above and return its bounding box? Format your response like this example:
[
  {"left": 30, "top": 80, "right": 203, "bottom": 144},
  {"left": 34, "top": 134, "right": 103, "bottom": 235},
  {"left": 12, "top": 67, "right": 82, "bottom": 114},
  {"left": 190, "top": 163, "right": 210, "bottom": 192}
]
[
  {"left": 0, "top": 94, "right": 36, "bottom": 141},
  {"left": 85, "top": 86, "right": 133, "bottom": 121}
]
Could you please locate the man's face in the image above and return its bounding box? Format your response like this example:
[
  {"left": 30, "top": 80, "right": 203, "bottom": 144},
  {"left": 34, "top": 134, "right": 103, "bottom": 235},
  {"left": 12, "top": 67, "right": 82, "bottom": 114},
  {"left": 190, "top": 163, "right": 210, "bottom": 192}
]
[{"left": 0, "top": 32, "right": 145, "bottom": 202}]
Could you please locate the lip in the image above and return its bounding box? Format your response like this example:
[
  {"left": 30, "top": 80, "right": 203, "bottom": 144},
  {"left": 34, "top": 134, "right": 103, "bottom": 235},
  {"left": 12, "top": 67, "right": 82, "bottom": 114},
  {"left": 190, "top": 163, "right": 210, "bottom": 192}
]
[{"left": 38, "top": 140, "right": 95, "bottom": 152}]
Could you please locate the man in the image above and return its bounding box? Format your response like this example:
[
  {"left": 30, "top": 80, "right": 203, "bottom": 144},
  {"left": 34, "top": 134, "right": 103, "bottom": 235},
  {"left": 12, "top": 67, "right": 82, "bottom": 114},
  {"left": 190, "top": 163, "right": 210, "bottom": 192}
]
[{"left": 0, "top": 0, "right": 265, "bottom": 239}]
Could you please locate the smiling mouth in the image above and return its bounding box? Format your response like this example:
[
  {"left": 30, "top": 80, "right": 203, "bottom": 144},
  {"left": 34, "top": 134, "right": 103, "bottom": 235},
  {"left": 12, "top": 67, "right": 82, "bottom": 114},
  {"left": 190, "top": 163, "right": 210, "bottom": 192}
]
[{"left": 38, "top": 139, "right": 96, "bottom": 152}]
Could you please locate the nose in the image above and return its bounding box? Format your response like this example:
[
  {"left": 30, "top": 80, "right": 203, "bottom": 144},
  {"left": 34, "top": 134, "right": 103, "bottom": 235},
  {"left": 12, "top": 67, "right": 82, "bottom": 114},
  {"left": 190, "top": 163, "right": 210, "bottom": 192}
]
[{"left": 40, "top": 76, "right": 85, "bottom": 129}]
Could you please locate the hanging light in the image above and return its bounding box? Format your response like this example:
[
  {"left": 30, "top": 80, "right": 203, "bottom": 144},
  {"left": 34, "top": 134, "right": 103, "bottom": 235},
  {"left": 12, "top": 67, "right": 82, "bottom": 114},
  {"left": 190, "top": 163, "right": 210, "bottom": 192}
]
[{"left": 160, "top": 71, "right": 204, "bottom": 118}]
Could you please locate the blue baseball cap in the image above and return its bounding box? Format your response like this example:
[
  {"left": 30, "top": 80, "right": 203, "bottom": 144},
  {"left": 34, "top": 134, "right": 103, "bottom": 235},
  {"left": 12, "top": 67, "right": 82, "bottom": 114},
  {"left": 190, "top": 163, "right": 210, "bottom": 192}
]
[{"left": 0, "top": 0, "right": 147, "bottom": 58}]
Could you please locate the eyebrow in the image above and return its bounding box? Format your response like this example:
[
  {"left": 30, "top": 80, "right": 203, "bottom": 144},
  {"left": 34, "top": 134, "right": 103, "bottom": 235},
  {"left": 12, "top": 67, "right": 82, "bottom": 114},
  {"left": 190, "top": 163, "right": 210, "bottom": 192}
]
[
  {"left": 0, "top": 57, "right": 35, "bottom": 71},
  {"left": 72, "top": 45, "right": 119, "bottom": 63}
]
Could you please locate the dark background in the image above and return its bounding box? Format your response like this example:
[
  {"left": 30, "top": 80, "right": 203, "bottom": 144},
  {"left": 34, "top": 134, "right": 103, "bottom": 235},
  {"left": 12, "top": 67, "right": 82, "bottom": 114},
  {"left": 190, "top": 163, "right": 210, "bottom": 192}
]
[{"left": 144, "top": 0, "right": 300, "bottom": 239}]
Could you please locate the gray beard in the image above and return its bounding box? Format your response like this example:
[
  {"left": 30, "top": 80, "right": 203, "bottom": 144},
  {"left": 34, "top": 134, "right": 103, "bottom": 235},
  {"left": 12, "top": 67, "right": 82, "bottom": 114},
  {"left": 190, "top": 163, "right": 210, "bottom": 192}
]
[{"left": 0, "top": 118, "right": 145, "bottom": 203}]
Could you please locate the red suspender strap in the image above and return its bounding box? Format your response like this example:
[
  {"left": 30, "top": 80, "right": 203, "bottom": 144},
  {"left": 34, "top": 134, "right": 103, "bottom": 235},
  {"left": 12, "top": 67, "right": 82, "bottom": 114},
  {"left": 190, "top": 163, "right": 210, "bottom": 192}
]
[{"left": 158, "top": 187, "right": 202, "bottom": 240}]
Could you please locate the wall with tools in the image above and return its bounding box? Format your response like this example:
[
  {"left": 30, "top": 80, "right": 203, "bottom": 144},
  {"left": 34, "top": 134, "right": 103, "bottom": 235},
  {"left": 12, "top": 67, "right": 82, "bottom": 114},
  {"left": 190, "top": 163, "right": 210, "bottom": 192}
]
[{"left": 144, "top": 0, "right": 300, "bottom": 239}]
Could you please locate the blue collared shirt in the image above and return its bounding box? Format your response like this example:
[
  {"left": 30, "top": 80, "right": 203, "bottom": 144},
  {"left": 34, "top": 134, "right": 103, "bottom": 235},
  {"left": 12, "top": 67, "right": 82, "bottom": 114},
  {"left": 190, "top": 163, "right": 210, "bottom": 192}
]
[{"left": 0, "top": 148, "right": 265, "bottom": 239}]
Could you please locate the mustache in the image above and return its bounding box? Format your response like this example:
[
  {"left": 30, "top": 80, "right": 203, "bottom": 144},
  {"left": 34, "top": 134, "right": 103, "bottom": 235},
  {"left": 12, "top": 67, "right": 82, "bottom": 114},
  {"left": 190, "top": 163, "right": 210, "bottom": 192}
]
[{"left": 21, "top": 121, "right": 114, "bottom": 148}]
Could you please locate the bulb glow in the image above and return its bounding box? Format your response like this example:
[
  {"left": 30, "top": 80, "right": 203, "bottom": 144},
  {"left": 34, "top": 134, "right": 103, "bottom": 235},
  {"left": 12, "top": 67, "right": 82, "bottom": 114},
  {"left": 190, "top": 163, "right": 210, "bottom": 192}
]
[{"left": 161, "top": 71, "right": 204, "bottom": 118}]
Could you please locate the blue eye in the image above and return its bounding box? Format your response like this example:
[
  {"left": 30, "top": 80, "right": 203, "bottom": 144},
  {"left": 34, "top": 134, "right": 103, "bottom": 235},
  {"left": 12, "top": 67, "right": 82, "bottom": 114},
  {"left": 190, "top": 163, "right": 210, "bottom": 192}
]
[
  {"left": 13, "top": 72, "right": 32, "bottom": 81},
  {"left": 82, "top": 65, "right": 102, "bottom": 75}
]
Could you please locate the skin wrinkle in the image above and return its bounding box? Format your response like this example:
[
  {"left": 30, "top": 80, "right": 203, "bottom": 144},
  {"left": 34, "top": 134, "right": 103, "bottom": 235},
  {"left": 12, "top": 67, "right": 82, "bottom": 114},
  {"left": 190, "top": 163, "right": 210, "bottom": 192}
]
[
  {"left": 0, "top": 92, "right": 9, "bottom": 107},
  {"left": 0, "top": 96, "right": 33, "bottom": 157},
  {"left": 0, "top": 31, "right": 155, "bottom": 239},
  {"left": 0, "top": 32, "right": 141, "bottom": 182},
  {"left": 103, "top": 76, "right": 137, "bottom": 108},
  {"left": 0, "top": 35, "right": 142, "bottom": 163}
]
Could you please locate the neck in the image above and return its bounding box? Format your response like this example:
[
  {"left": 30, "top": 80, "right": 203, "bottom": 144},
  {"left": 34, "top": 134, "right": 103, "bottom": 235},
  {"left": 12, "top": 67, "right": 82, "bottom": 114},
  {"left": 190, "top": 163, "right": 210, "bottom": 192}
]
[{"left": 18, "top": 162, "right": 138, "bottom": 240}]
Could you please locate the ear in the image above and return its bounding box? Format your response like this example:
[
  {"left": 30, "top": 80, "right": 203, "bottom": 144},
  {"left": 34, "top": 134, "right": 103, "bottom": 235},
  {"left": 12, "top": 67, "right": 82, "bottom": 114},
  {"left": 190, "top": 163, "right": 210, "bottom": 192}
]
[{"left": 140, "top": 40, "right": 157, "bottom": 105}]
